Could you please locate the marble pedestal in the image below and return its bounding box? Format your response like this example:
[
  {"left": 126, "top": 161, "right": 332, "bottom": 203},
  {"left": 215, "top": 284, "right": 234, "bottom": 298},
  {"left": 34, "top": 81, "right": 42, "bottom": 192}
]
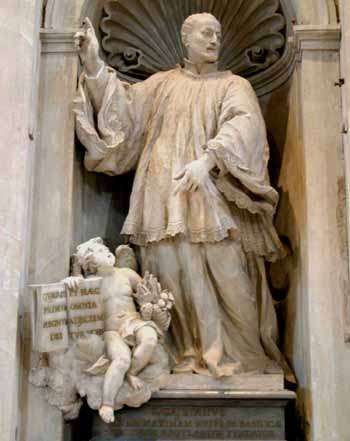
[{"left": 72, "top": 388, "right": 295, "bottom": 441}]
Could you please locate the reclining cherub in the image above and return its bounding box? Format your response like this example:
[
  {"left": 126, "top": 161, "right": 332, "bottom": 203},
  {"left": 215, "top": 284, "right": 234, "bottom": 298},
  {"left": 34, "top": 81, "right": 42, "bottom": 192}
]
[{"left": 65, "top": 238, "right": 174, "bottom": 424}]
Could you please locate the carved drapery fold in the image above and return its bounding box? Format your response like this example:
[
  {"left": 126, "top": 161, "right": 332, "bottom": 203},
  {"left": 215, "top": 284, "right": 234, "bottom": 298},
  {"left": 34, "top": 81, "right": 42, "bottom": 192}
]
[{"left": 99, "top": 0, "right": 295, "bottom": 96}]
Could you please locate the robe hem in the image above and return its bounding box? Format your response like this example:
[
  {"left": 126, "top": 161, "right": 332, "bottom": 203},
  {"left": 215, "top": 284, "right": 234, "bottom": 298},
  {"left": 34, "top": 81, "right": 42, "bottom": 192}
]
[{"left": 121, "top": 222, "right": 240, "bottom": 246}]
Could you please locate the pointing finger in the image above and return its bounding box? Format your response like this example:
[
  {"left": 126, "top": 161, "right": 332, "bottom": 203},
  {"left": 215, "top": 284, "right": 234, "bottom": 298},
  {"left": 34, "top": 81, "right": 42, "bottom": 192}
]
[{"left": 82, "top": 17, "right": 94, "bottom": 30}]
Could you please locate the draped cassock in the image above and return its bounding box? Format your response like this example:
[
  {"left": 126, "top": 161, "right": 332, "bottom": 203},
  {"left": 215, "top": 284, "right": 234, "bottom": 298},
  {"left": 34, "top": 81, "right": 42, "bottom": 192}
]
[{"left": 74, "top": 60, "right": 291, "bottom": 378}]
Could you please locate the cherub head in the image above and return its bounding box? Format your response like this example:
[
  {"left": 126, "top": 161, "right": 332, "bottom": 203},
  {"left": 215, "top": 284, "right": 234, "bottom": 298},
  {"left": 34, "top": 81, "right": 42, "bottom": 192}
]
[
  {"left": 73, "top": 238, "right": 138, "bottom": 276},
  {"left": 75, "top": 238, "right": 115, "bottom": 276},
  {"left": 181, "top": 13, "right": 222, "bottom": 64}
]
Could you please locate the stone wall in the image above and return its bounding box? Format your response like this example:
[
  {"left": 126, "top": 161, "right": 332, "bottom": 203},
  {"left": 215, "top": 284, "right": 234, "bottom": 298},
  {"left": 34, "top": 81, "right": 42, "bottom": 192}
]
[{"left": 0, "top": 1, "right": 42, "bottom": 440}]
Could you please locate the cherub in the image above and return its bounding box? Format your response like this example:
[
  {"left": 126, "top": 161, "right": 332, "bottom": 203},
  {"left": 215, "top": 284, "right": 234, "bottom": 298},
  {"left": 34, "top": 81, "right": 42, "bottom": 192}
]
[{"left": 64, "top": 238, "right": 173, "bottom": 424}]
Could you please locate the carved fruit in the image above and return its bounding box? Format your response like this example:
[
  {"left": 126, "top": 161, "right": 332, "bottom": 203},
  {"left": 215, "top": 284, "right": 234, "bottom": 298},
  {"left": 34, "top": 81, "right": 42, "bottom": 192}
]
[
  {"left": 141, "top": 303, "right": 153, "bottom": 321},
  {"left": 160, "top": 292, "right": 169, "bottom": 301},
  {"left": 158, "top": 299, "right": 166, "bottom": 308}
]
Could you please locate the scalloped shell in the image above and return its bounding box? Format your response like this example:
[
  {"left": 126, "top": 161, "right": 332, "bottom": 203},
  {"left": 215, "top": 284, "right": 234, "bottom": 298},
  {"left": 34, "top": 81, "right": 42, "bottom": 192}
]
[{"left": 101, "top": 0, "right": 288, "bottom": 86}]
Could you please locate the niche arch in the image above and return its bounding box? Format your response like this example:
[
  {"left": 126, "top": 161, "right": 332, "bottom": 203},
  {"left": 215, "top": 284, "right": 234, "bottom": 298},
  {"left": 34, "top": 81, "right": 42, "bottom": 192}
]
[
  {"left": 45, "top": 0, "right": 299, "bottom": 97},
  {"left": 44, "top": 0, "right": 336, "bottom": 31}
]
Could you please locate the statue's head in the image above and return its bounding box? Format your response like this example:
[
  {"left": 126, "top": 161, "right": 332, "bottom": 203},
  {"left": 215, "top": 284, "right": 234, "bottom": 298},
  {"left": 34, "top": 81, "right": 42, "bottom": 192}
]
[
  {"left": 181, "top": 13, "right": 222, "bottom": 64},
  {"left": 75, "top": 237, "right": 115, "bottom": 275}
]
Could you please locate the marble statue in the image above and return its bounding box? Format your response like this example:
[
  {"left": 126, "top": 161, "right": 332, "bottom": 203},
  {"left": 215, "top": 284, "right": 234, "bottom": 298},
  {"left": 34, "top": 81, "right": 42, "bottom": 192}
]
[
  {"left": 74, "top": 14, "right": 292, "bottom": 380},
  {"left": 30, "top": 239, "right": 173, "bottom": 422},
  {"left": 69, "top": 238, "right": 173, "bottom": 423}
]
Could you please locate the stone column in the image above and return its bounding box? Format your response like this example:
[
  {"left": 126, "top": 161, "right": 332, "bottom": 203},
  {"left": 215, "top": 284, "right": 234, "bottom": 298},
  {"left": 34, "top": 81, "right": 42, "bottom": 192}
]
[
  {"left": 279, "top": 24, "right": 350, "bottom": 441},
  {"left": 0, "top": 1, "right": 42, "bottom": 441},
  {"left": 28, "top": 30, "right": 78, "bottom": 283}
]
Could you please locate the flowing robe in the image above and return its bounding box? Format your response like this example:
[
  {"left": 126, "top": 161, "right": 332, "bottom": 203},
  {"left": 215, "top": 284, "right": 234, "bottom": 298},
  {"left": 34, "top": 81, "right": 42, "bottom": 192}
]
[{"left": 74, "top": 63, "right": 290, "bottom": 376}]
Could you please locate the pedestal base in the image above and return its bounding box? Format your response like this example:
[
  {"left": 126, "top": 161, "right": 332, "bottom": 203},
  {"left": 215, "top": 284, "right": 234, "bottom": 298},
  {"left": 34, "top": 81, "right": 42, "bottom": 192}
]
[
  {"left": 164, "top": 373, "right": 285, "bottom": 391},
  {"left": 87, "top": 390, "right": 295, "bottom": 441}
]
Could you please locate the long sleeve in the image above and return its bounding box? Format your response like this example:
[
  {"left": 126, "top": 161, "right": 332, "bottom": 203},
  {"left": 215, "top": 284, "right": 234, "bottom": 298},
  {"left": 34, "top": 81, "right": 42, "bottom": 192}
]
[
  {"left": 84, "top": 63, "right": 110, "bottom": 112},
  {"left": 206, "top": 76, "right": 279, "bottom": 216},
  {"left": 204, "top": 75, "right": 284, "bottom": 261},
  {"left": 73, "top": 66, "right": 163, "bottom": 176}
]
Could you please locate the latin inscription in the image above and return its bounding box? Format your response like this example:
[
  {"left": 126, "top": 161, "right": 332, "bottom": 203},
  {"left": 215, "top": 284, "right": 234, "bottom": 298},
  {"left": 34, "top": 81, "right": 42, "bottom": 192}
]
[
  {"left": 107, "top": 405, "right": 285, "bottom": 440},
  {"left": 31, "top": 278, "right": 104, "bottom": 352},
  {"left": 43, "top": 314, "right": 104, "bottom": 329}
]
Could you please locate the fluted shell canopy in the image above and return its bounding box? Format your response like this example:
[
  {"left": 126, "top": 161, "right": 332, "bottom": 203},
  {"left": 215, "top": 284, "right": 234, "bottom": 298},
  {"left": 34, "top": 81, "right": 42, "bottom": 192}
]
[{"left": 100, "top": 0, "right": 294, "bottom": 94}]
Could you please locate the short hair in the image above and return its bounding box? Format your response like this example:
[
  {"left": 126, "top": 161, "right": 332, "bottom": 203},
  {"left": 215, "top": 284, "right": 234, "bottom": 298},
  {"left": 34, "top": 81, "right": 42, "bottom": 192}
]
[{"left": 181, "top": 13, "right": 221, "bottom": 46}]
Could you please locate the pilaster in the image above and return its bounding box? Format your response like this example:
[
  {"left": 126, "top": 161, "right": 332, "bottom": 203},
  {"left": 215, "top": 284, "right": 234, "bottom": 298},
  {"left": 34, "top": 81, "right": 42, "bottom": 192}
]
[
  {"left": 282, "top": 23, "right": 349, "bottom": 441},
  {"left": 21, "top": 25, "right": 81, "bottom": 441}
]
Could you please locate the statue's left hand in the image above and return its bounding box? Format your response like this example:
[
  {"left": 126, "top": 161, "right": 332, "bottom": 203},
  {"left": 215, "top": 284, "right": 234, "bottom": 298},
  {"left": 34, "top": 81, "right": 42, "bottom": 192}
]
[
  {"left": 173, "top": 154, "right": 216, "bottom": 195},
  {"left": 62, "top": 276, "right": 84, "bottom": 291}
]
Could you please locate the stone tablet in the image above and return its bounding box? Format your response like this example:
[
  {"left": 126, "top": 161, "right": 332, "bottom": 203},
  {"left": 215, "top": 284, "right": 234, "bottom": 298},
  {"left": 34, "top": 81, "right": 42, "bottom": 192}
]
[
  {"left": 86, "top": 392, "right": 294, "bottom": 441},
  {"left": 31, "top": 282, "right": 69, "bottom": 352},
  {"left": 30, "top": 277, "right": 104, "bottom": 352}
]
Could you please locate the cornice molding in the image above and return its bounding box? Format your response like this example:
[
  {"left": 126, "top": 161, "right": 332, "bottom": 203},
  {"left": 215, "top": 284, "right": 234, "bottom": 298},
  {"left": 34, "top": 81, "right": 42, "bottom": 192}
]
[
  {"left": 40, "top": 29, "right": 80, "bottom": 54},
  {"left": 294, "top": 24, "right": 341, "bottom": 61}
]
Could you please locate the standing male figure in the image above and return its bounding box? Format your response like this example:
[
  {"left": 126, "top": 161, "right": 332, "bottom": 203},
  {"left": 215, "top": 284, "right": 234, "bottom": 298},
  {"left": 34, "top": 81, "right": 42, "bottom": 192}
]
[{"left": 74, "top": 13, "right": 289, "bottom": 378}]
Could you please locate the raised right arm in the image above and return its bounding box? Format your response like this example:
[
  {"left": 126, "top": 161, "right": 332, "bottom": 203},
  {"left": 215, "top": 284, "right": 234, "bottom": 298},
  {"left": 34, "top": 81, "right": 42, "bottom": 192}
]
[
  {"left": 74, "top": 18, "right": 109, "bottom": 110},
  {"left": 73, "top": 18, "right": 156, "bottom": 176}
]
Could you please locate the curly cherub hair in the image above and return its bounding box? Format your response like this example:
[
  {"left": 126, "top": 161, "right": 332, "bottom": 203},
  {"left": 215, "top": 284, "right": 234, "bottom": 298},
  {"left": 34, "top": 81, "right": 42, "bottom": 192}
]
[
  {"left": 72, "top": 237, "right": 109, "bottom": 276},
  {"left": 71, "top": 238, "right": 138, "bottom": 276}
]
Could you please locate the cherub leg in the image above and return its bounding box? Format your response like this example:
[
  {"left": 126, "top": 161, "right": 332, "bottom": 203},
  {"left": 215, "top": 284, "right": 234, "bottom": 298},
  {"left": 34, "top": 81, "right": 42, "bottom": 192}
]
[
  {"left": 99, "top": 331, "right": 131, "bottom": 424},
  {"left": 127, "top": 326, "right": 158, "bottom": 389}
]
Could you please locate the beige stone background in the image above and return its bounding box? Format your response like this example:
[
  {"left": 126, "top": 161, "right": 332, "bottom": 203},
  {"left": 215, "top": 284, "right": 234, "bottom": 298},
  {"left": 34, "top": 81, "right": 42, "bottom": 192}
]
[{"left": 1, "top": 1, "right": 350, "bottom": 441}]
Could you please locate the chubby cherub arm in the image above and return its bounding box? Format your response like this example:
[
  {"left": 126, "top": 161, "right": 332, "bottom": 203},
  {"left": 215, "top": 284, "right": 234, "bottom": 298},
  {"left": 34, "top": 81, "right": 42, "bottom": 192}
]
[
  {"left": 62, "top": 276, "right": 85, "bottom": 291},
  {"left": 119, "top": 268, "right": 143, "bottom": 292},
  {"left": 61, "top": 254, "right": 85, "bottom": 290}
]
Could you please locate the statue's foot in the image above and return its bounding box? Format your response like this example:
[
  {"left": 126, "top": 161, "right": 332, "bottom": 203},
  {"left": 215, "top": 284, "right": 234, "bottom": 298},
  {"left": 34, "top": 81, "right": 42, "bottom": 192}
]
[
  {"left": 173, "top": 357, "right": 197, "bottom": 374},
  {"left": 127, "top": 374, "right": 144, "bottom": 390},
  {"left": 207, "top": 363, "right": 234, "bottom": 379},
  {"left": 99, "top": 405, "right": 115, "bottom": 424}
]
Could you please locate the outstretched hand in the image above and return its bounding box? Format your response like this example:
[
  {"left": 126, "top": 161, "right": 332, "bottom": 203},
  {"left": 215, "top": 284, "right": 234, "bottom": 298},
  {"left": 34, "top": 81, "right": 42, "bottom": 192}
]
[
  {"left": 74, "top": 17, "right": 103, "bottom": 77},
  {"left": 173, "top": 154, "right": 216, "bottom": 195}
]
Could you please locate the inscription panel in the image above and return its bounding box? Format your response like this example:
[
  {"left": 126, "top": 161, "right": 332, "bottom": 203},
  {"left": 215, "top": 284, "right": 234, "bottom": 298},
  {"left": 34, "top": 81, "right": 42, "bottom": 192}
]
[
  {"left": 90, "top": 400, "right": 285, "bottom": 441},
  {"left": 30, "top": 277, "right": 104, "bottom": 352}
]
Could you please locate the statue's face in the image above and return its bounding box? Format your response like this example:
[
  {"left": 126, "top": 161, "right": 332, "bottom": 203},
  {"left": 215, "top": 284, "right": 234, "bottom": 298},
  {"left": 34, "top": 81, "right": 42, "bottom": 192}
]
[
  {"left": 185, "top": 17, "right": 221, "bottom": 64},
  {"left": 86, "top": 244, "right": 116, "bottom": 271}
]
